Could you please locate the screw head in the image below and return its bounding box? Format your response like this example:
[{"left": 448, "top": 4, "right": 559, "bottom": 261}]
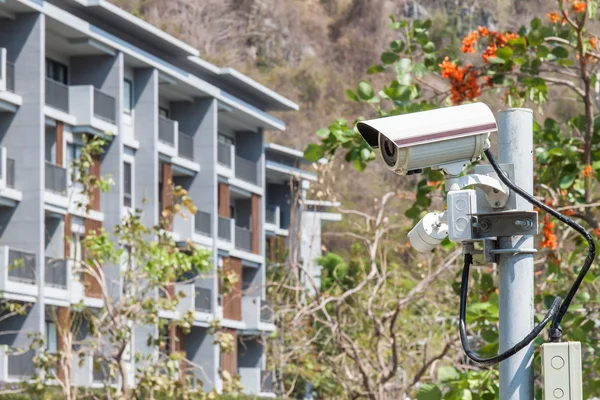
[{"left": 494, "top": 201, "right": 501, "bottom": 207}]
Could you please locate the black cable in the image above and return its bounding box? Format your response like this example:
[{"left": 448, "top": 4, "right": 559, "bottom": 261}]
[
  {"left": 460, "top": 253, "right": 561, "bottom": 365},
  {"left": 484, "top": 149, "right": 596, "bottom": 341}
]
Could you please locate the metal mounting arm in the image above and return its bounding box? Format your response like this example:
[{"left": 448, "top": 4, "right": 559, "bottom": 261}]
[{"left": 445, "top": 174, "right": 510, "bottom": 209}]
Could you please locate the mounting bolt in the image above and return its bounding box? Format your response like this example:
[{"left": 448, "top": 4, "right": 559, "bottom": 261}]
[
  {"left": 473, "top": 219, "right": 492, "bottom": 232},
  {"left": 493, "top": 188, "right": 500, "bottom": 193},
  {"left": 494, "top": 201, "right": 501, "bottom": 207},
  {"left": 515, "top": 219, "right": 533, "bottom": 231}
]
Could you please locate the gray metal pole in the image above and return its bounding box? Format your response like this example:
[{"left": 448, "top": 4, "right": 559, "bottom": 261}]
[{"left": 497, "top": 108, "right": 535, "bottom": 400}]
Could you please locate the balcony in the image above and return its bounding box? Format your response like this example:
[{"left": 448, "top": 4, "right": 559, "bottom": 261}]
[
  {"left": 260, "top": 300, "right": 273, "bottom": 323},
  {"left": 159, "top": 115, "right": 177, "bottom": 146},
  {"left": 239, "top": 367, "right": 275, "bottom": 395},
  {"left": 218, "top": 142, "right": 233, "bottom": 167},
  {"left": 69, "top": 86, "right": 117, "bottom": 132},
  {"left": 8, "top": 350, "right": 35, "bottom": 379},
  {"left": 45, "top": 78, "right": 69, "bottom": 113},
  {"left": 195, "top": 211, "right": 211, "bottom": 236},
  {"left": 265, "top": 205, "right": 282, "bottom": 231},
  {"left": 0, "top": 246, "right": 38, "bottom": 297},
  {"left": 178, "top": 132, "right": 194, "bottom": 160},
  {"left": 235, "top": 226, "right": 252, "bottom": 252},
  {"left": 235, "top": 156, "right": 260, "bottom": 185},
  {"left": 261, "top": 370, "right": 274, "bottom": 393},
  {"left": 45, "top": 162, "right": 67, "bottom": 194},
  {"left": 0, "top": 147, "right": 16, "bottom": 191},
  {"left": 0, "top": 48, "right": 15, "bottom": 93},
  {"left": 195, "top": 287, "right": 212, "bottom": 313},
  {"left": 45, "top": 257, "right": 67, "bottom": 289},
  {"left": 6, "top": 248, "right": 36, "bottom": 285},
  {"left": 93, "top": 88, "right": 116, "bottom": 123},
  {"left": 218, "top": 216, "right": 232, "bottom": 241}
]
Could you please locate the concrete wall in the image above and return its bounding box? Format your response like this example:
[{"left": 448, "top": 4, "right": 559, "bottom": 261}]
[
  {"left": 0, "top": 13, "right": 46, "bottom": 339},
  {"left": 186, "top": 326, "right": 217, "bottom": 391},
  {"left": 133, "top": 68, "right": 159, "bottom": 227}
]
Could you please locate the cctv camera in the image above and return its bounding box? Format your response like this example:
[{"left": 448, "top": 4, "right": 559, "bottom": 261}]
[
  {"left": 408, "top": 211, "right": 448, "bottom": 253},
  {"left": 356, "top": 103, "right": 497, "bottom": 176}
]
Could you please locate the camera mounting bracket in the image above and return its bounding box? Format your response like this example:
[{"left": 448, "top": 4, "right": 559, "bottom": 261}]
[{"left": 445, "top": 173, "right": 510, "bottom": 209}]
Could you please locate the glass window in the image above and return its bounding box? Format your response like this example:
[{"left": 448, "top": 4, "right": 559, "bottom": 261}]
[
  {"left": 123, "top": 79, "right": 133, "bottom": 114},
  {"left": 70, "top": 232, "right": 82, "bottom": 266},
  {"left": 124, "top": 161, "right": 132, "bottom": 208},
  {"left": 46, "top": 322, "right": 57, "bottom": 354},
  {"left": 66, "top": 143, "right": 82, "bottom": 182},
  {"left": 46, "top": 59, "right": 68, "bottom": 85}
]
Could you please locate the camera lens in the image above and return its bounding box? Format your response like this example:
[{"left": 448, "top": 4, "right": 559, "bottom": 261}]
[{"left": 381, "top": 136, "right": 397, "bottom": 167}]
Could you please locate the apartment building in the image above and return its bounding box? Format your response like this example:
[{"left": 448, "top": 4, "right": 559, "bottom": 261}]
[{"left": 0, "top": 0, "right": 339, "bottom": 396}]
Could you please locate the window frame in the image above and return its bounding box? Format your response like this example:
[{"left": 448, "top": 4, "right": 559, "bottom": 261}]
[
  {"left": 123, "top": 160, "right": 133, "bottom": 208},
  {"left": 45, "top": 58, "right": 69, "bottom": 85},
  {"left": 123, "top": 79, "right": 133, "bottom": 114}
]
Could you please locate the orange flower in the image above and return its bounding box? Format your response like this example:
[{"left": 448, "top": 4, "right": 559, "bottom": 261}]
[
  {"left": 590, "top": 37, "right": 597, "bottom": 49},
  {"left": 483, "top": 76, "right": 495, "bottom": 88},
  {"left": 594, "top": 227, "right": 600, "bottom": 238},
  {"left": 547, "top": 12, "right": 561, "bottom": 23},
  {"left": 482, "top": 44, "right": 497, "bottom": 63},
  {"left": 462, "top": 30, "right": 480, "bottom": 54},
  {"left": 583, "top": 164, "right": 593, "bottom": 177},
  {"left": 564, "top": 209, "right": 576, "bottom": 216},
  {"left": 478, "top": 26, "right": 490, "bottom": 37},
  {"left": 439, "top": 57, "right": 458, "bottom": 78},
  {"left": 572, "top": 0, "right": 586, "bottom": 13},
  {"left": 427, "top": 180, "right": 441, "bottom": 187},
  {"left": 541, "top": 214, "right": 558, "bottom": 250}
]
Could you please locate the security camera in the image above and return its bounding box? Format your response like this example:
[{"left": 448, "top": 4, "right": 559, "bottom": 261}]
[
  {"left": 356, "top": 103, "right": 497, "bottom": 176},
  {"left": 408, "top": 212, "right": 448, "bottom": 253}
]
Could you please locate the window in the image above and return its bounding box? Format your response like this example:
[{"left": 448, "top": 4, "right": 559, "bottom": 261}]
[
  {"left": 218, "top": 134, "right": 234, "bottom": 145},
  {"left": 46, "top": 59, "right": 68, "bottom": 85},
  {"left": 123, "top": 79, "right": 133, "bottom": 114},
  {"left": 45, "top": 321, "right": 57, "bottom": 354},
  {"left": 45, "top": 127, "right": 57, "bottom": 163},
  {"left": 70, "top": 232, "right": 83, "bottom": 267},
  {"left": 124, "top": 161, "right": 132, "bottom": 208},
  {"left": 66, "top": 143, "right": 82, "bottom": 181},
  {"left": 159, "top": 107, "right": 169, "bottom": 118}
]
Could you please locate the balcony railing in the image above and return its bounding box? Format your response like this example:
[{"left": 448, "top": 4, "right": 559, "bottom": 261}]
[
  {"left": 195, "top": 287, "right": 212, "bottom": 313},
  {"left": 93, "top": 88, "right": 116, "bottom": 123},
  {"left": 260, "top": 299, "right": 272, "bottom": 323},
  {"left": 218, "top": 216, "right": 231, "bottom": 241},
  {"left": 261, "top": 370, "right": 274, "bottom": 393},
  {"left": 46, "top": 78, "right": 69, "bottom": 113},
  {"left": 45, "top": 162, "right": 67, "bottom": 194},
  {"left": 8, "top": 248, "right": 36, "bottom": 284},
  {"left": 195, "top": 211, "right": 211, "bottom": 236},
  {"left": 8, "top": 350, "right": 35, "bottom": 378},
  {"left": 235, "top": 156, "right": 259, "bottom": 185},
  {"left": 218, "top": 142, "right": 232, "bottom": 167},
  {"left": 45, "top": 257, "right": 67, "bottom": 289},
  {"left": 178, "top": 132, "right": 194, "bottom": 160},
  {"left": 6, "top": 61, "right": 14, "bottom": 93},
  {"left": 235, "top": 226, "right": 252, "bottom": 252},
  {"left": 158, "top": 115, "right": 176, "bottom": 145}
]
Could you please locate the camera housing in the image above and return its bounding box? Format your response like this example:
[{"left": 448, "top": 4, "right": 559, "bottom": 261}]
[{"left": 356, "top": 103, "right": 497, "bottom": 176}]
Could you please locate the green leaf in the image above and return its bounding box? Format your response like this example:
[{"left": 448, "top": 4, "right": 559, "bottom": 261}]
[
  {"left": 548, "top": 148, "right": 566, "bottom": 157},
  {"left": 592, "top": 160, "right": 600, "bottom": 170},
  {"left": 360, "top": 148, "right": 372, "bottom": 161},
  {"left": 346, "top": 89, "right": 359, "bottom": 102},
  {"left": 496, "top": 47, "right": 513, "bottom": 60},
  {"left": 537, "top": 45, "right": 550, "bottom": 58},
  {"left": 381, "top": 52, "right": 399, "bottom": 64},
  {"left": 486, "top": 57, "right": 506, "bottom": 64},
  {"left": 316, "top": 128, "right": 330, "bottom": 138},
  {"left": 551, "top": 46, "right": 569, "bottom": 59},
  {"left": 357, "top": 81, "right": 375, "bottom": 100},
  {"left": 390, "top": 39, "right": 405, "bottom": 53},
  {"left": 559, "top": 174, "right": 577, "bottom": 189},
  {"left": 397, "top": 58, "right": 412, "bottom": 73},
  {"left": 422, "top": 41, "right": 436, "bottom": 53},
  {"left": 417, "top": 384, "right": 442, "bottom": 400},
  {"left": 531, "top": 18, "right": 542, "bottom": 29},
  {"left": 304, "top": 144, "right": 325, "bottom": 162},
  {"left": 366, "top": 65, "right": 385, "bottom": 75},
  {"left": 438, "top": 366, "right": 460, "bottom": 382}
]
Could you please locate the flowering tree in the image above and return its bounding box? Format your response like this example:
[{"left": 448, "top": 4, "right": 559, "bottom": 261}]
[{"left": 304, "top": 0, "right": 600, "bottom": 397}]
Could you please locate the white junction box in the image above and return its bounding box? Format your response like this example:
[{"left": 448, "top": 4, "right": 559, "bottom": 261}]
[
  {"left": 447, "top": 189, "right": 476, "bottom": 242},
  {"left": 541, "top": 342, "right": 582, "bottom": 400}
]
